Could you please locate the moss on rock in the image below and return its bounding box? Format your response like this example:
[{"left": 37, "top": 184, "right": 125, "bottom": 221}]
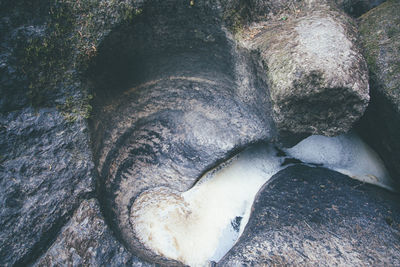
[
  {"left": 11, "top": 0, "right": 143, "bottom": 120},
  {"left": 359, "top": 0, "right": 400, "bottom": 100},
  {"left": 357, "top": 0, "right": 400, "bottom": 184}
]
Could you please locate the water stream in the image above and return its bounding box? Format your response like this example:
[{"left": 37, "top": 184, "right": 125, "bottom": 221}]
[{"left": 130, "top": 131, "right": 395, "bottom": 266}]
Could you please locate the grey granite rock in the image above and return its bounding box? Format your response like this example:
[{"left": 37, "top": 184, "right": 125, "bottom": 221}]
[
  {"left": 357, "top": 0, "right": 400, "bottom": 186},
  {"left": 335, "top": 0, "right": 386, "bottom": 17},
  {"left": 0, "top": 1, "right": 145, "bottom": 265},
  {"left": 0, "top": 108, "right": 94, "bottom": 266},
  {"left": 218, "top": 165, "right": 400, "bottom": 266},
  {"left": 235, "top": 0, "right": 370, "bottom": 136},
  {"left": 34, "top": 199, "right": 151, "bottom": 267},
  {"left": 0, "top": 0, "right": 398, "bottom": 266}
]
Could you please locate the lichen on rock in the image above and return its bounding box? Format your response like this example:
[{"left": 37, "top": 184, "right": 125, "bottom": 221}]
[
  {"left": 235, "top": 0, "right": 370, "bottom": 137},
  {"left": 357, "top": 0, "right": 400, "bottom": 185}
]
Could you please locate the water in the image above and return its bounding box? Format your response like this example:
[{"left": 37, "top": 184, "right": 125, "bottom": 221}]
[
  {"left": 284, "top": 131, "right": 395, "bottom": 191},
  {"left": 130, "top": 132, "right": 395, "bottom": 266}
]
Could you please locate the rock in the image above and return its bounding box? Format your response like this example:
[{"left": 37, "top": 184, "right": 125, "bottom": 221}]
[
  {"left": 0, "top": 108, "right": 94, "bottom": 266},
  {"left": 221, "top": 0, "right": 386, "bottom": 32},
  {"left": 235, "top": 0, "right": 370, "bottom": 136},
  {"left": 0, "top": 0, "right": 397, "bottom": 265},
  {"left": 0, "top": 1, "right": 148, "bottom": 265},
  {"left": 89, "top": 1, "right": 276, "bottom": 265},
  {"left": 335, "top": 0, "right": 386, "bottom": 17},
  {"left": 218, "top": 165, "right": 400, "bottom": 266},
  {"left": 357, "top": 0, "right": 400, "bottom": 185},
  {"left": 34, "top": 199, "right": 150, "bottom": 266}
]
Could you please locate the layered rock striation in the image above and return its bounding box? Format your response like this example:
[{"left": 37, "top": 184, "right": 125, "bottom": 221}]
[
  {"left": 0, "top": 0, "right": 398, "bottom": 266},
  {"left": 90, "top": 2, "right": 275, "bottom": 264}
]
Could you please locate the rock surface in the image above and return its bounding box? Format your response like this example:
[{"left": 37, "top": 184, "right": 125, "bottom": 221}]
[
  {"left": 218, "top": 165, "right": 400, "bottom": 266},
  {"left": 236, "top": 0, "right": 370, "bottom": 136},
  {"left": 335, "top": 0, "right": 387, "bottom": 17},
  {"left": 0, "top": 0, "right": 398, "bottom": 266},
  {"left": 34, "top": 199, "right": 150, "bottom": 266},
  {"left": 0, "top": 1, "right": 144, "bottom": 265},
  {"left": 357, "top": 0, "right": 400, "bottom": 186},
  {"left": 90, "top": 2, "right": 276, "bottom": 264},
  {"left": 221, "top": 0, "right": 385, "bottom": 26},
  {"left": 0, "top": 108, "right": 94, "bottom": 266}
]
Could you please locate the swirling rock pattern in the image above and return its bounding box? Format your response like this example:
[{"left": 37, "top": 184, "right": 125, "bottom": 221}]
[
  {"left": 1, "top": 0, "right": 398, "bottom": 266},
  {"left": 91, "top": 3, "right": 276, "bottom": 261}
]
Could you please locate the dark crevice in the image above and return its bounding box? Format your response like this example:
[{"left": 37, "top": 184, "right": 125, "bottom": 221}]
[{"left": 14, "top": 191, "right": 95, "bottom": 267}]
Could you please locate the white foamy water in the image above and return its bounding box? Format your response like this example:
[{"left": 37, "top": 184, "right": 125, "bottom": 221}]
[
  {"left": 130, "top": 132, "right": 396, "bottom": 266},
  {"left": 284, "top": 131, "right": 395, "bottom": 191},
  {"left": 131, "top": 144, "right": 284, "bottom": 266}
]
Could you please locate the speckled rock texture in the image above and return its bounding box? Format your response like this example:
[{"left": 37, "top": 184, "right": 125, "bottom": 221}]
[
  {"left": 218, "top": 165, "right": 400, "bottom": 266},
  {"left": 0, "top": 108, "right": 93, "bottom": 266},
  {"left": 235, "top": 0, "right": 370, "bottom": 136},
  {"left": 357, "top": 0, "right": 400, "bottom": 185},
  {"left": 0, "top": 0, "right": 145, "bottom": 265},
  {"left": 34, "top": 199, "right": 150, "bottom": 266},
  {"left": 0, "top": 0, "right": 398, "bottom": 266}
]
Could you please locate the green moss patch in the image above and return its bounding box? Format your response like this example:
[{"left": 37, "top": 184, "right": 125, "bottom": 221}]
[{"left": 13, "top": 0, "right": 142, "bottom": 121}]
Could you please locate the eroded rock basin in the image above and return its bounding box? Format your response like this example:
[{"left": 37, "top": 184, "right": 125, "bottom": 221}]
[
  {"left": 2, "top": 0, "right": 400, "bottom": 266},
  {"left": 85, "top": 2, "right": 400, "bottom": 266},
  {"left": 130, "top": 132, "right": 396, "bottom": 266}
]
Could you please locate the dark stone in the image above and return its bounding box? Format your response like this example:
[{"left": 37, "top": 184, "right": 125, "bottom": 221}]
[
  {"left": 357, "top": 0, "right": 400, "bottom": 186},
  {"left": 34, "top": 199, "right": 151, "bottom": 266},
  {"left": 335, "top": 0, "right": 387, "bottom": 17},
  {"left": 0, "top": 108, "right": 94, "bottom": 266},
  {"left": 218, "top": 165, "right": 400, "bottom": 266},
  {"left": 0, "top": 1, "right": 146, "bottom": 265}
]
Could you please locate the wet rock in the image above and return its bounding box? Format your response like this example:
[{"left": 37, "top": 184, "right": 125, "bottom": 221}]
[
  {"left": 236, "top": 0, "right": 369, "bottom": 136},
  {"left": 34, "top": 199, "right": 150, "bottom": 266},
  {"left": 357, "top": 0, "right": 400, "bottom": 185},
  {"left": 0, "top": 108, "right": 94, "bottom": 266},
  {"left": 218, "top": 165, "right": 400, "bottom": 266},
  {"left": 90, "top": 2, "right": 276, "bottom": 264}
]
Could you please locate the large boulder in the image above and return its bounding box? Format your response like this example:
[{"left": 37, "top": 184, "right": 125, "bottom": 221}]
[
  {"left": 218, "top": 165, "right": 400, "bottom": 266},
  {"left": 89, "top": 1, "right": 276, "bottom": 264},
  {"left": 357, "top": 0, "right": 400, "bottom": 185},
  {"left": 234, "top": 0, "right": 370, "bottom": 136}
]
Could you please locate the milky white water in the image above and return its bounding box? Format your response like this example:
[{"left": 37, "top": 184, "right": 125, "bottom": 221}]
[
  {"left": 284, "top": 131, "right": 395, "bottom": 191},
  {"left": 130, "top": 132, "right": 396, "bottom": 266}
]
